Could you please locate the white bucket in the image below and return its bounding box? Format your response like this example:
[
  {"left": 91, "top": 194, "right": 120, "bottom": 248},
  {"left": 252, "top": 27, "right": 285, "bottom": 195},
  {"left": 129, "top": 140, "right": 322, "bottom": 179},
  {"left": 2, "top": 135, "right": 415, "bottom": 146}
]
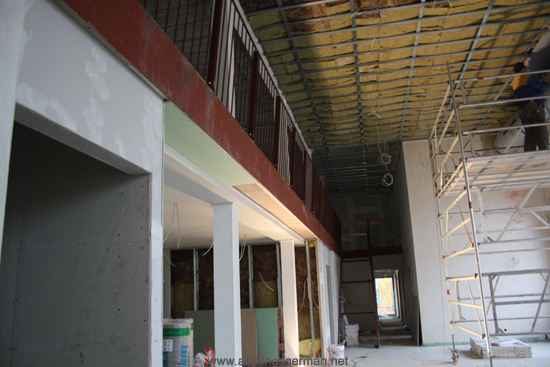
[{"left": 330, "top": 344, "right": 345, "bottom": 360}]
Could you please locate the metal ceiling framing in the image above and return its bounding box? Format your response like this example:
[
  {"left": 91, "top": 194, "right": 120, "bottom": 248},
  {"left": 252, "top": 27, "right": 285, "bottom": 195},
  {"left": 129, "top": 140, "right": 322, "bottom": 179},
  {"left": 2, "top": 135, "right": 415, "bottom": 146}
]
[
  {"left": 273, "top": 0, "right": 348, "bottom": 195},
  {"left": 257, "top": 1, "right": 545, "bottom": 44},
  {"left": 240, "top": 0, "right": 550, "bottom": 198}
]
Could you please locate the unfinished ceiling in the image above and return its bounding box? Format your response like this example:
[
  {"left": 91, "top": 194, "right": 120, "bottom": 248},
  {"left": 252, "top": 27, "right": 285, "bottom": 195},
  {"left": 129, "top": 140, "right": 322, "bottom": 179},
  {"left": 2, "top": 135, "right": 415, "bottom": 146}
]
[{"left": 239, "top": 0, "right": 550, "bottom": 196}]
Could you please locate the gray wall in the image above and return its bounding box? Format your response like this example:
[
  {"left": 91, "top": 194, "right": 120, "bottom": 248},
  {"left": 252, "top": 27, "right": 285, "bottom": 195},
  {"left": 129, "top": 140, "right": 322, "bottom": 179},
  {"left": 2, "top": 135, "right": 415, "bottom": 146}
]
[
  {"left": 332, "top": 194, "right": 397, "bottom": 251},
  {"left": 0, "top": 124, "right": 150, "bottom": 365}
]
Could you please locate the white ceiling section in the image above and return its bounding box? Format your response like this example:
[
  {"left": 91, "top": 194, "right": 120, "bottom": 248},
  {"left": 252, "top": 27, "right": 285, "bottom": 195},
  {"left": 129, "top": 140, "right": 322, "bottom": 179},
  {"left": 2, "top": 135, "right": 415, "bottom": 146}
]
[{"left": 163, "top": 145, "right": 306, "bottom": 248}]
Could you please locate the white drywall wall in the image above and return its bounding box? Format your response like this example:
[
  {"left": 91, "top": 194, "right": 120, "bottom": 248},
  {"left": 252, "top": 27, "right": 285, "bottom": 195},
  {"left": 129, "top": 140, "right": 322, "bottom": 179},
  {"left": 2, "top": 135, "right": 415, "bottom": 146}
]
[
  {"left": 435, "top": 136, "right": 550, "bottom": 341},
  {"left": 398, "top": 137, "right": 550, "bottom": 344},
  {"left": 1, "top": 0, "right": 164, "bottom": 365},
  {"left": 0, "top": 0, "right": 25, "bottom": 261},
  {"left": 316, "top": 240, "right": 341, "bottom": 357},
  {"left": 281, "top": 240, "right": 300, "bottom": 358},
  {"left": 395, "top": 140, "right": 450, "bottom": 344}
]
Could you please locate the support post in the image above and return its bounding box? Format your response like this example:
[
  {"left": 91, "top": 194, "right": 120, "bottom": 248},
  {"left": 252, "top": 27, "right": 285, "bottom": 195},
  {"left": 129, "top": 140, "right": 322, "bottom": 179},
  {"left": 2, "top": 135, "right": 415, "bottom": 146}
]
[
  {"left": 248, "top": 245, "right": 254, "bottom": 308},
  {"left": 280, "top": 240, "right": 299, "bottom": 359},
  {"left": 0, "top": 0, "right": 24, "bottom": 257},
  {"left": 206, "top": 0, "right": 224, "bottom": 91},
  {"left": 247, "top": 50, "right": 260, "bottom": 140},
  {"left": 305, "top": 240, "right": 316, "bottom": 357},
  {"left": 273, "top": 95, "right": 282, "bottom": 169},
  {"left": 193, "top": 248, "right": 199, "bottom": 310},
  {"left": 213, "top": 203, "right": 241, "bottom": 361},
  {"left": 289, "top": 129, "right": 297, "bottom": 188}
]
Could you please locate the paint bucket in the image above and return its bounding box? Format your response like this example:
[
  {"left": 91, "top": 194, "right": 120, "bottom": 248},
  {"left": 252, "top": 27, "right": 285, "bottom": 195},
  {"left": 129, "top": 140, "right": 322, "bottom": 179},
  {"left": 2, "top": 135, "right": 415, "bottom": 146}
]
[
  {"left": 330, "top": 344, "right": 345, "bottom": 360},
  {"left": 163, "top": 318, "right": 194, "bottom": 367}
]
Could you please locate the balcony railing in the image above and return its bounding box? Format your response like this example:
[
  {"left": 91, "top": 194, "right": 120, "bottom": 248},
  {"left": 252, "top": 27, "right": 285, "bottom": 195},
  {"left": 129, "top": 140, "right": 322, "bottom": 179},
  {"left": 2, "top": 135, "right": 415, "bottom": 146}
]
[{"left": 140, "top": 0, "right": 340, "bottom": 241}]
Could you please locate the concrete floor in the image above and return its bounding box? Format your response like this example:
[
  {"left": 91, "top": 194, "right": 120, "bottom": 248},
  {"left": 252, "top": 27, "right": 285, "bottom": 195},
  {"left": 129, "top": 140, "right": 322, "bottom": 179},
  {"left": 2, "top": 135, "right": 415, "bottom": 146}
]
[{"left": 344, "top": 338, "right": 550, "bottom": 367}]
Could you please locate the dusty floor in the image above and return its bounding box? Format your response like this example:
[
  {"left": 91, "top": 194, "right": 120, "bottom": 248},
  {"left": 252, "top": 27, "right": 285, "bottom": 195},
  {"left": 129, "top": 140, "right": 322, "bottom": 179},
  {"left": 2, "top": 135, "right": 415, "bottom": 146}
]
[{"left": 344, "top": 337, "right": 550, "bottom": 367}]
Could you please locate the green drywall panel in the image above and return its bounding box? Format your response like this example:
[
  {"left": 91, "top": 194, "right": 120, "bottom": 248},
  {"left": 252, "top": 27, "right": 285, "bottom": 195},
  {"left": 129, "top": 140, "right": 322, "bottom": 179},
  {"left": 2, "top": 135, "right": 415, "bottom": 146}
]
[
  {"left": 165, "top": 103, "right": 257, "bottom": 187},
  {"left": 253, "top": 308, "right": 279, "bottom": 359}
]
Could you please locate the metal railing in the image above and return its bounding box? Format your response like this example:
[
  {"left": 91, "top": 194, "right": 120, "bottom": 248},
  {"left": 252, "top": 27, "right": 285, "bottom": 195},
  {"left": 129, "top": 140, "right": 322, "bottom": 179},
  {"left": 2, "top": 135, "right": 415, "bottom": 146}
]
[{"left": 140, "top": 0, "right": 340, "bottom": 241}]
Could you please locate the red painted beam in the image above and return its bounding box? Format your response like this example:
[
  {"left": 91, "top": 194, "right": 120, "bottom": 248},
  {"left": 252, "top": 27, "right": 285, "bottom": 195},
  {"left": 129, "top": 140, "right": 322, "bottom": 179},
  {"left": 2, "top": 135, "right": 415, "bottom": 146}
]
[{"left": 57, "top": 0, "right": 341, "bottom": 254}]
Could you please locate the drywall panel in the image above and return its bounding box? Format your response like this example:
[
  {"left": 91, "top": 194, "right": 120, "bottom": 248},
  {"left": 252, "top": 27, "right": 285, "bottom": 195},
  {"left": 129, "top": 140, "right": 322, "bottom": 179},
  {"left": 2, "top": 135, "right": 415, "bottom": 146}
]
[
  {"left": 15, "top": 0, "right": 163, "bottom": 177},
  {"left": 398, "top": 140, "right": 451, "bottom": 345},
  {"left": 185, "top": 310, "right": 215, "bottom": 355},
  {"left": 393, "top": 141, "right": 422, "bottom": 346},
  {"left": 329, "top": 248, "right": 341, "bottom": 346},
  {"left": 0, "top": 0, "right": 25, "bottom": 258},
  {"left": 280, "top": 240, "right": 300, "bottom": 358},
  {"left": 165, "top": 103, "right": 257, "bottom": 187},
  {"left": 434, "top": 137, "right": 550, "bottom": 341},
  {"left": 316, "top": 241, "right": 332, "bottom": 358},
  {"left": 316, "top": 239, "right": 341, "bottom": 358},
  {"left": 241, "top": 309, "right": 257, "bottom": 359},
  {"left": 5, "top": 1, "right": 164, "bottom": 365},
  {"left": 0, "top": 124, "right": 150, "bottom": 366},
  {"left": 254, "top": 308, "right": 279, "bottom": 359},
  {"left": 185, "top": 309, "right": 278, "bottom": 359}
]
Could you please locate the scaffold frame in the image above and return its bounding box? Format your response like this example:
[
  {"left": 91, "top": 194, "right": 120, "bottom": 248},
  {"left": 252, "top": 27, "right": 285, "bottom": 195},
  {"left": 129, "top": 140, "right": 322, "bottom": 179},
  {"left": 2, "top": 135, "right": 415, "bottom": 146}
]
[{"left": 430, "top": 64, "right": 550, "bottom": 365}]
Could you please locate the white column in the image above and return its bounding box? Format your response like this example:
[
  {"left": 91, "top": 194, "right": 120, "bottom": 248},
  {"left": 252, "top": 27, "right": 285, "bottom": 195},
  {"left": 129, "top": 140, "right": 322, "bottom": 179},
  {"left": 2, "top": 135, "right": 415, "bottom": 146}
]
[
  {"left": 213, "top": 203, "right": 241, "bottom": 362},
  {"left": 280, "top": 240, "right": 299, "bottom": 359},
  {"left": 0, "top": 0, "right": 25, "bottom": 261}
]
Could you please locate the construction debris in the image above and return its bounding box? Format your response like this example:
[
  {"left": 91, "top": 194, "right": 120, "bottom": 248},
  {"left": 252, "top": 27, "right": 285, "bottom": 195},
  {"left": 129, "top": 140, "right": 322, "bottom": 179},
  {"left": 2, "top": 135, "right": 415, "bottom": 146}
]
[
  {"left": 470, "top": 337, "right": 533, "bottom": 359},
  {"left": 345, "top": 324, "right": 360, "bottom": 347}
]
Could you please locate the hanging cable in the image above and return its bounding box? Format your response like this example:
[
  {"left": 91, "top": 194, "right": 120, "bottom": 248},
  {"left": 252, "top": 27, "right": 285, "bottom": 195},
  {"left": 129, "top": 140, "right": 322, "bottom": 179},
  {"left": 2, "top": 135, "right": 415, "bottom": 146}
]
[
  {"left": 297, "top": 279, "right": 308, "bottom": 315},
  {"left": 259, "top": 272, "right": 275, "bottom": 292},
  {"left": 239, "top": 234, "right": 247, "bottom": 261},
  {"left": 175, "top": 203, "right": 181, "bottom": 250},
  {"left": 163, "top": 203, "right": 178, "bottom": 267},
  {"left": 163, "top": 203, "right": 176, "bottom": 242},
  {"left": 163, "top": 251, "right": 176, "bottom": 267},
  {"left": 376, "top": 120, "right": 394, "bottom": 186},
  {"left": 202, "top": 242, "right": 213, "bottom": 256}
]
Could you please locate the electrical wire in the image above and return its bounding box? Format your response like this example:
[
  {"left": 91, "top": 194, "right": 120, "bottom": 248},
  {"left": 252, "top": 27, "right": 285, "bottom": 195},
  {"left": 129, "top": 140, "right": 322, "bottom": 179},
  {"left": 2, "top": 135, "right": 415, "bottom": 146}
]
[
  {"left": 164, "top": 203, "right": 176, "bottom": 242},
  {"left": 163, "top": 203, "right": 178, "bottom": 267},
  {"left": 375, "top": 120, "right": 394, "bottom": 187},
  {"left": 163, "top": 251, "right": 176, "bottom": 267},
  {"left": 259, "top": 272, "right": 275, "bottom": 292},
  {"left": 239, "top": 234, "right": 247, "bottom": 261},
  {"left": 202, "top": 242, "right": 213, "bottom": 256},
  {"left": 297, "top": 279, "right": 308, "bottom": 315}
]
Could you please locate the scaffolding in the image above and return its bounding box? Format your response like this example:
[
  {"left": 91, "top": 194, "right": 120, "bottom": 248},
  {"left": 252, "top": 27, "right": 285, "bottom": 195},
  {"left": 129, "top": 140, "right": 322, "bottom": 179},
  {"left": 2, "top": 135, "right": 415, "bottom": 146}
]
[{"left": 430, "top": 65, "right": 550, "bottom": 365}]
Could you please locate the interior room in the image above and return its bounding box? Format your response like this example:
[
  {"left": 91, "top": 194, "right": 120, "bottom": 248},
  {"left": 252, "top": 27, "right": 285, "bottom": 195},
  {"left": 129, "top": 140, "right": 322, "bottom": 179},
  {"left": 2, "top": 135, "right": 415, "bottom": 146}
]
[{"left": 1, "top": 1, "right": 550, "bottom": 367}]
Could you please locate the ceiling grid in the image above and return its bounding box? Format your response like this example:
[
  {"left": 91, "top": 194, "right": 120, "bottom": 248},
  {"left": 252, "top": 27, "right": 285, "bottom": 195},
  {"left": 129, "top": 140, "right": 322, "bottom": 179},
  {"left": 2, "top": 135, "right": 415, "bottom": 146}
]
[
  {"left": 274, "top": 0, "right": 346, "bottom": 194},
  {"left": 239, "top": 0, "right": 549, "bottom": 197}
]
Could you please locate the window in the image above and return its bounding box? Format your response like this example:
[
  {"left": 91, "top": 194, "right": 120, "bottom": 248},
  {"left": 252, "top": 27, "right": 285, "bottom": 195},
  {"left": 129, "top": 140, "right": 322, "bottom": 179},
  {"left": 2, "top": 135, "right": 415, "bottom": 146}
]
[{"left": 374, "top": 270, "right": 400, "bottom": 319}]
